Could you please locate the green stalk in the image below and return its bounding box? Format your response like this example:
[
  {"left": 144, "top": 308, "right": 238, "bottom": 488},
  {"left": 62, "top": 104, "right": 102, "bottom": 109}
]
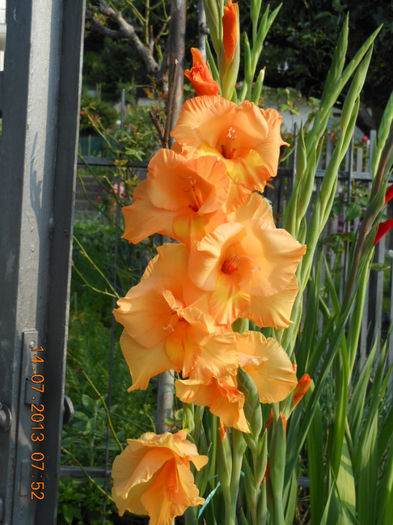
[
  {"left": 73, "top": 235, "right": 120, "bottom": 299},
  {"left": 306, "top": 389, "right": 325, "bottom": 524},
  {"left": 81, "top": 369, "right": 123, "bottom": 452},
  {"left": 329, "top": 348, "right": 349, "bottom": 478},
  {"left": 372, "top": 89, "right": 393, "bottom": 175},
  {"left": 230, "top": 430, "right": 247, "bottom": 518},
  {"left": 62, "top": 447, "right": 115, "bottom": 503},
  {"left": 250, "top": 0, "right": 262, "bottom": 45},
  {"left": 217, "top": 427, "right": 234, "bottom": 524},
  {"left": 257, "top": 481, "right": 268, "bottom": 525},
  {"left": 184, "top": 507, "right": 198, "bottom": 525},
  {"left": 242, "top": 455, "right": 258, "bottom": 523},
  {"left": 268, "top": 414, "right": 286, "bottom": 525},
  {"left": 203, "top": 0, "right": 221, "bottom": 56}
]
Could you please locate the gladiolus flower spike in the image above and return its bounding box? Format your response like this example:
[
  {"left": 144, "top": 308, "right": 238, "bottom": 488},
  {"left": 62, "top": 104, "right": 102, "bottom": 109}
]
[{"left": 114, "top": 64, "right": 307, "bottom": 521}]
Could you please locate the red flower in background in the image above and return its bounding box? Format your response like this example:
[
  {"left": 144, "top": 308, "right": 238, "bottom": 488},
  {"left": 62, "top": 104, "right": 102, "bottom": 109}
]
[
  {"left": 374, "top": 184, "right": 393, "bottom": 245},
  {"left": 374, "top": 219, "right": 393, "bottom": 246}
]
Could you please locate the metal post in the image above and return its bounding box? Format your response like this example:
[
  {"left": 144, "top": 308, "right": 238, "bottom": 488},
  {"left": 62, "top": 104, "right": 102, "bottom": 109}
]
[
  {"left": 198, "top": 0, "right": 207, "bottom": 59},
  {"left": 0, "top": 1, "right": 85, "bottom": 523}
]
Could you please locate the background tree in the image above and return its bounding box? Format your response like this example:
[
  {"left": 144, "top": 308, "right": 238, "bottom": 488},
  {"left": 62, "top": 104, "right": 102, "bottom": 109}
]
[
  {"left": 259, "top": 0, "right": 393, "bottom": 130},
  {"left": 84, "top": 1, "right": 393, "bottom": 129}
]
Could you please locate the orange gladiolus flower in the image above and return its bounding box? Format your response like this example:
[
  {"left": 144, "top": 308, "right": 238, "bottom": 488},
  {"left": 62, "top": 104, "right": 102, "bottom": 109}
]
[
  {"left": 176, "top": 375, "right": 250, "bottom": 433},
  {"left": 186, "top": 193, "right": 306, "bottom": 325},
  {"left": 238, "top": 331, "right": 298, "bottom": 403},
  {"left": 185, "top": 47, "right": 220, "bottom": 96},
  {"left": 293, "top": 373, "right": 312, "bottom": 406},
  {"left": 171, "top": 95, "right": 287, "bottom": 194},
  {"left": 223, "top": 0, "right": 238, "bottom": 62},
  {"left": 112, "top": 430, "right": 208, "bottom": 524},
  {"left": 114, "top": 244, "right": 240, "bottom": 390},
  {"left": 122, "top": 149, "right": 230, "bottom": 245}
]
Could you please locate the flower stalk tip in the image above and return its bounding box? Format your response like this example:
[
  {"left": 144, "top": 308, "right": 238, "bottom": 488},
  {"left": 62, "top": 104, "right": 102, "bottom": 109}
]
[
  {"left": 292, "top": 373, "right": 312, "bottom": 407},
  {"left": 223, "top": 0, "right": 238, "bottom": 62},
  {"left": 185, "top": 48, "right": 220, "bottom": 97}
]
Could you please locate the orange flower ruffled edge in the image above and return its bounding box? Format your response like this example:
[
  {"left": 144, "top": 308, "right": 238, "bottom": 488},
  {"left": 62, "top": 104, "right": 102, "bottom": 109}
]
[
  {"left": 112, "top": 430, "right": 208, "bottom": 525},
  {"left": 171, "top": 95, "right": 288, "bottom": 194}
]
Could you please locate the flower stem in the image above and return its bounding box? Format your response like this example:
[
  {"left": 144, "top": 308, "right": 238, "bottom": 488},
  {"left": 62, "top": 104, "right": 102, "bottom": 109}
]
[
  {"left": 81, "top": 368, "right": 123, "bottom": 452},
  {"left": 61, "top": 447, "right": 115, "bottom": 503}
]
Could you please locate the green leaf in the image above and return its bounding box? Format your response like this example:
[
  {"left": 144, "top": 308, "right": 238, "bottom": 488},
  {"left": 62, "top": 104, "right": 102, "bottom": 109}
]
[
  {"left": 377, "top": 434, "right": 393, "bottom": 525},
  {"left": 346, "top": 202, "right": 363, "bottom": 221},
  {"left": 295, "top": 124, "right": 307, "bottom": 182},
  {"left": 307, "top": 396, "right": 326, "bottom": 524},
  {"left": 348, "top": 338, "right": 378, "bottom": 438},
  {"left": 319, "top": 481, "right": 336, "bottom": 525},
  {"left": 378, "top": 400, "right": 393, "bottom": 462},
  {"left": 335, "top": 435, "right": 356, "bottom": 518},
  {"left": 251, "top": 67, "right": 265, "bottom": 105},
  {"left": 372, "top": 89, "right": 393, "bottom": 175},
  {"left": 356, "top": 411, "right": 378, "bottom": 524},
  {"left": 284, "top": 470, "right": 298, "bottom": 525}
]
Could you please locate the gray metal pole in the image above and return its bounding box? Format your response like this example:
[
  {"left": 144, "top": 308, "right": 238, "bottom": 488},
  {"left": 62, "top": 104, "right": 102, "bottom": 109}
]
[{"left": 0, "top": 1, "right": 85, "bottom": 523}]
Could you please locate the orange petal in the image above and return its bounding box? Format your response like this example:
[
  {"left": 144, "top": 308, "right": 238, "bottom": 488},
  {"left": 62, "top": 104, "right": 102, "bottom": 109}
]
[
  {"left": 147, "top": 150, "right": 228, "bottom": 214},
  {"left": 176, "top": 376, "right": 250, "bottom": 433},
  {"left": 187, "top": 332, "right": 240, "bottom": 380},
  {"left": 165, "top": 319, "right": 201, "bottom": 374},
  {"left": 113, "top": 447, "right": 173, "bottom": 497},
  {"left": 247, "top": 275, "right": 299, "bottom": 328},
  {"left": 136, "top": 430, "right": 208, "bottom": 470},
  {"left": 189, "top": 222, "right": 245, "bottom": 291},
  {"left": 224, "top": 180, "right": 252, "bottom": 213},
  {"left": 171, "top": 97, "right": 286, "bottom": 194},
  {"left": 125, "top": 149, "right": 231, "bottom": 243},
  {"left": 141, "top": 459, "right": 205, "bottom": 525},
  {"left": 122, "top": 188, "right": 176, "bottom": 244},
  {"left": 245, "top": 226, "right": 306, "bottom": 297},
  {"left": 187, "top": 203, "right": 305, "bottom": 325},
  {"left": 115, "top": 287, "right": 174, "bottom": 348},
  {"left": 208, "top": 274, "right": 250, "bottom": 325},
  {"left": 230, "top": 192, "right": 275, "bottom": 227},
  {"left": 120, "top": 330, "right": 175, "bottom": 391},
  {"left": 148, "top": 244, "right": 189, "bottom": 282},
  {"left": 171, "top": 96, "right": 269, "bottom": 154},
  {"left": 257, "top": 108, "right": 288, "bottom": 180},
  {"left": 112, "top": 431, "right": 208, "bottom": 522},
  {"left": 238, "top": 332, "right": 297, "bottom": 403}
]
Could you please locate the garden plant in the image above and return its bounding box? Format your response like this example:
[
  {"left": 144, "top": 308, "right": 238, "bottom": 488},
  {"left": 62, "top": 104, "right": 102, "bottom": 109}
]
[{"left": 65, "top": 1, "right": 393, "bottom": 524}]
